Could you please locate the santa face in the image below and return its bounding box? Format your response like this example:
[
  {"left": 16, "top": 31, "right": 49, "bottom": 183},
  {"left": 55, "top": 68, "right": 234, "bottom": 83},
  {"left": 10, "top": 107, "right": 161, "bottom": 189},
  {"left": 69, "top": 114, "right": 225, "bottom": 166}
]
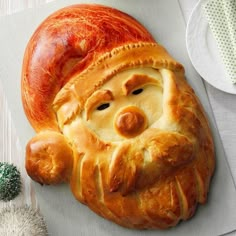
[
  {"left": 48, "top": 43, "right": 214, "bottom": 229},
  {"left": 80, "top": 67, "right": 163, "bottom": 142},
  {"left": 58, "top": 66, "right": 199, "bottom": 228}
]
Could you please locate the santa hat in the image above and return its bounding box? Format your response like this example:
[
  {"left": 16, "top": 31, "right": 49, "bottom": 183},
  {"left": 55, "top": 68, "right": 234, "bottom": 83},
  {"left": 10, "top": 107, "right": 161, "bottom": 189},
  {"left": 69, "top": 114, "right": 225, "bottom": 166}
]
[{"left": 21, "top": 4, "right": 182, "bottom": 132}]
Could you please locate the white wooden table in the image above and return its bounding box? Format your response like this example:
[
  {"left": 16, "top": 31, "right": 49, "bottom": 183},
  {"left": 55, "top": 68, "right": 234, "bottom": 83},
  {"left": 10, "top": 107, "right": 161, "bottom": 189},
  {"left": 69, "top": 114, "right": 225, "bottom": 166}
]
[{"left": 0, "top": 0, "right": 236, "bottom": 235}]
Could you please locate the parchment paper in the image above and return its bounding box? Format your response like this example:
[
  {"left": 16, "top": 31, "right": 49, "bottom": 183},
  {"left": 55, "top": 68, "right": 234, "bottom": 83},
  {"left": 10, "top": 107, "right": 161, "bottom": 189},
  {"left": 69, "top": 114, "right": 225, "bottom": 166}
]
[{"left": 0, "top": 0, "right": 236, "bottom": 235}]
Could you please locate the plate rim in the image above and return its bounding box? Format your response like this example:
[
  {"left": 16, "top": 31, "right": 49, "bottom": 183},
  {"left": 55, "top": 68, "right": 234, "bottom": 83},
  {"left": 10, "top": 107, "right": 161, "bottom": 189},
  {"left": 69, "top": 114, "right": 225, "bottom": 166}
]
[{"left": 186, "top": 0, "right": 236, "bottom": 94}]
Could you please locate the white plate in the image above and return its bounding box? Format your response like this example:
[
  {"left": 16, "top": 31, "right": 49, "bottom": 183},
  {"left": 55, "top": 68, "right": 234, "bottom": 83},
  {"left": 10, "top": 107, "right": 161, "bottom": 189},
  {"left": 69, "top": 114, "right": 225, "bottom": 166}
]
[{"left": 186, "top": 0, "right": 236, "bottom": 94}]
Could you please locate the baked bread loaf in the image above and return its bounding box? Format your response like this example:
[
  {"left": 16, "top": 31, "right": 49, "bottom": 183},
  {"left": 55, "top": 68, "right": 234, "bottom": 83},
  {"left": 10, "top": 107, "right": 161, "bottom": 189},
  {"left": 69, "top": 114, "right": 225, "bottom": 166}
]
[{"left": 21, "top": 4, "right": 215, "bottom": 229}]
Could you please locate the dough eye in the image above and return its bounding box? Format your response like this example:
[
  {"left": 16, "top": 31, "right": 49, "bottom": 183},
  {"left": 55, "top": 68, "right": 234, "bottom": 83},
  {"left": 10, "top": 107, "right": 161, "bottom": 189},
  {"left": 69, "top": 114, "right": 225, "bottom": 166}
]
[
  {"left": 132, "top": 88, "right": 143, "bottom": 95},
  {"left": 96, "top": 103, "right": 110, "bottom": 111}
]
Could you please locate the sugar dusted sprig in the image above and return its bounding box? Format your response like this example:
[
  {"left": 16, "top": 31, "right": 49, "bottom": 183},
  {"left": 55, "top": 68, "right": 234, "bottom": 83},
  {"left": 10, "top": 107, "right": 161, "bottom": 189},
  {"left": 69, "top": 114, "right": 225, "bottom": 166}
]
[{"left": 0, "top": 162, "right": 21, "bottom": 201}]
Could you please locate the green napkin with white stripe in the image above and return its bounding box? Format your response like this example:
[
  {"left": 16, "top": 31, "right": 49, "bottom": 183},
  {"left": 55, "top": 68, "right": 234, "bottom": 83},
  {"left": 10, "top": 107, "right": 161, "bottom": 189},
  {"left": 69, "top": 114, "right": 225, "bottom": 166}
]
[{"left": 203, "top": 0, "right": 236, "bottom": 84}]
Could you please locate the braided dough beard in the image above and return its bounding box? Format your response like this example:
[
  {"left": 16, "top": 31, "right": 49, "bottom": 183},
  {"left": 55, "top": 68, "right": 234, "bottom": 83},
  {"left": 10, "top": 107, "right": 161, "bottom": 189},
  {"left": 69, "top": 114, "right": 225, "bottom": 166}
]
[{"left": 55, "top": 67, "right": 214, "bottom": 229}]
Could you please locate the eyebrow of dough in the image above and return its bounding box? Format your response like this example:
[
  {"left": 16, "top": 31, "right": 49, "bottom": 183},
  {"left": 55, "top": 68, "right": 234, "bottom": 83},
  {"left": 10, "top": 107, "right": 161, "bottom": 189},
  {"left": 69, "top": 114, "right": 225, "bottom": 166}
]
[
  {"left": 85, "top": 90, "right": 114, "bottom": 120},
  {"left": 123, "top": 74, "right": 161, "bottom": 95}
]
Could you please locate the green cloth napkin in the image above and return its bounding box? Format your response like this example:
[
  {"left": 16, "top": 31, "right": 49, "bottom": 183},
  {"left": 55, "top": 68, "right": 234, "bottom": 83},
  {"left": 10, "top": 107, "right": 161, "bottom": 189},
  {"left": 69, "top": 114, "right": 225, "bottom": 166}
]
[{"left": 203, "top": 0, "right": 236, "bottom": 84}]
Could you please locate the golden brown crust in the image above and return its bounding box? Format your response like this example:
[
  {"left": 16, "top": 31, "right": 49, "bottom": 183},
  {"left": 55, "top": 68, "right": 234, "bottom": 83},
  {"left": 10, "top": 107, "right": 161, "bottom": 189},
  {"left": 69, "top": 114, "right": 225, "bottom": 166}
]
[
  {"left": 21, "top": 4, "right": 155, "bottom": 132},
  {"left": 22, "top": 4, "right": 215, "bottom": 230},
  {"left": 25, "top": 131, "right": 73, "bottom": 185}
]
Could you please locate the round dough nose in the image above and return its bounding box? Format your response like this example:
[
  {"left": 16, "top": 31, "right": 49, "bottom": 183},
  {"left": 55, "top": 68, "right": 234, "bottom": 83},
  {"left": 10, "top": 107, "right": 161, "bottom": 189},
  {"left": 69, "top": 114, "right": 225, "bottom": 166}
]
[{"left": 115, "top": 106, "right": 147, "bottom": 138}]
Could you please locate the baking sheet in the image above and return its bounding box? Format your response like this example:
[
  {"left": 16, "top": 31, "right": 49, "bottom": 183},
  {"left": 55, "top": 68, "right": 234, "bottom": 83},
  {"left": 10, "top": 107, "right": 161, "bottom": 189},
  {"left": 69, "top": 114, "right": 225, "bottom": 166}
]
[{"left": 1, "top": 0, "right": 236, "bottom": 235}]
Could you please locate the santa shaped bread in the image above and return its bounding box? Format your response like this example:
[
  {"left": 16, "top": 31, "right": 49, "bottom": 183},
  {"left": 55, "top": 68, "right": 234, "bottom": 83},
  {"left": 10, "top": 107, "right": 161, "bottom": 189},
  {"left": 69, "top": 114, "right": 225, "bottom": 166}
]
[{"left": 21, "top": 4, "right": 215, "bottom": 229}]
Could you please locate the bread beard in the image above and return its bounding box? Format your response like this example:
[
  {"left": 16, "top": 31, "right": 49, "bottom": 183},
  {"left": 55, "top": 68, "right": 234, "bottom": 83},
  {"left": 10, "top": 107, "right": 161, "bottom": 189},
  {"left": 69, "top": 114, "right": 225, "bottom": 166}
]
[{"left": 22, "top": 4, "right": 215, "bottom": 229}]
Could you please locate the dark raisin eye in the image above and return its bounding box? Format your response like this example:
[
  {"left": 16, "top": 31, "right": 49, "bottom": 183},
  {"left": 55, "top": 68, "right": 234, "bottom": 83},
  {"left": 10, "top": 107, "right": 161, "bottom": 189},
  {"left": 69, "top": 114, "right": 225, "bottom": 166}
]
[
  {"left": 96, "top": 103, "right": 110, "bottom": 111},
  {"left": 132, "top": 88, "right": 143, "bottom": 95}
]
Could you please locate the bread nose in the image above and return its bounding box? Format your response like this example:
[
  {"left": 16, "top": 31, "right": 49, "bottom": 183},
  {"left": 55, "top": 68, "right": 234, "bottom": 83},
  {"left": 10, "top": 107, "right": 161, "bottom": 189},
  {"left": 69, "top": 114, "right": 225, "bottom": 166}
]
[{"left": 115, "top": 106, "right": 147, "bottom": 138}]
